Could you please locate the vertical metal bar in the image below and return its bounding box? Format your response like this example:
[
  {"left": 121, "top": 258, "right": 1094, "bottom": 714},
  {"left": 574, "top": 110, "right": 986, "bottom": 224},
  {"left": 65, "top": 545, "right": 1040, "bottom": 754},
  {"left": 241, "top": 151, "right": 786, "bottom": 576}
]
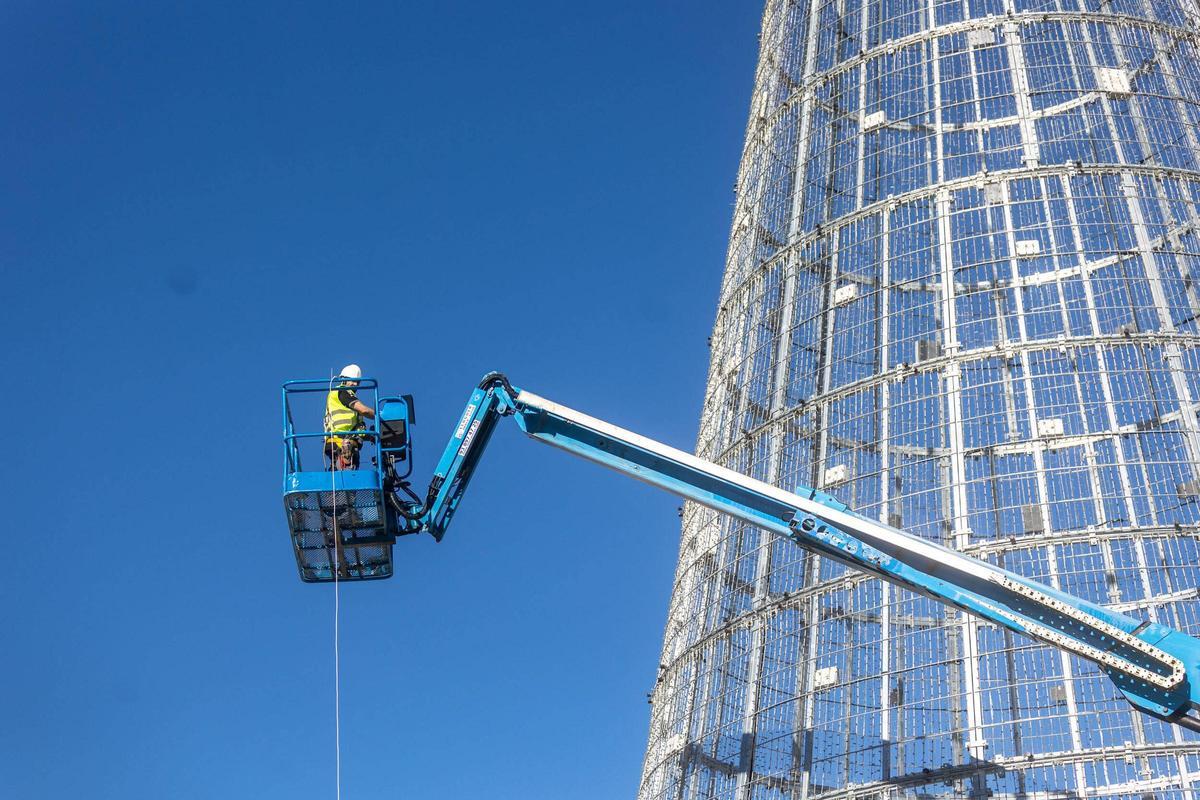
[
  {"left": 1000, "top": 179, "right": 1090, "bottom": 792},
  {"left": 787, "top": 0, "right": 828, "bottom": 245},
  {"left": 734, "top": 267, "right": 797, "bottom": 800},
  {"left": 786, "top": 0, "right": 830, "bottom": 793},
  {"left": 795, "top": 585, "right": 822, "bottom": 800},
  {"left": 816, "top": 250, "right": 840, "bottom": 483},
  {"left": 936, "top": 187, "right": 988, "bottom": 786},
  {"left": 878, "top": 201, "right": 893, "bottom": 781},
  {"left": 1001, "top": 13, "right": 1041, "bottom": 168}
]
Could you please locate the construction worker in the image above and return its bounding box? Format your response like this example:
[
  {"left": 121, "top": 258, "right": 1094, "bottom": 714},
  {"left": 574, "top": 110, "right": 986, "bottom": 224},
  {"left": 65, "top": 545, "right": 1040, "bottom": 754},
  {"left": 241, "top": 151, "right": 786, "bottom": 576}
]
[{"left": 324, "top": 364, "right": 376, "bottom": 470}]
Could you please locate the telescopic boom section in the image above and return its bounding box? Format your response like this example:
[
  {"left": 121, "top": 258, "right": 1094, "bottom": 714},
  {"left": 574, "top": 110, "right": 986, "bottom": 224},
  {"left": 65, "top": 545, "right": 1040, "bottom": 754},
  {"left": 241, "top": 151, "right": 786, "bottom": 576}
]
[{"left": 406, "top": 373, "right": 1200, "bottom": 730}]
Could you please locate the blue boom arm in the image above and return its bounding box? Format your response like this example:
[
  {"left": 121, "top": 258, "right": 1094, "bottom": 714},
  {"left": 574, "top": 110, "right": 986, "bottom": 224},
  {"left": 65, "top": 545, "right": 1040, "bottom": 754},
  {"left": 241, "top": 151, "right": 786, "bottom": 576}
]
[{"left": 384, "top": 373, "right": 1200, "bottom": 730}]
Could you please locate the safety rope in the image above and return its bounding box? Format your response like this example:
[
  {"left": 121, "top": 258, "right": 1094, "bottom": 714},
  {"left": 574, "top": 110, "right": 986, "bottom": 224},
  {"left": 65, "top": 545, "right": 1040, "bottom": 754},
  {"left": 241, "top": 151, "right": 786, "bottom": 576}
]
[{"left": 328, "top": 371, "right": 343, "bottom": 800}]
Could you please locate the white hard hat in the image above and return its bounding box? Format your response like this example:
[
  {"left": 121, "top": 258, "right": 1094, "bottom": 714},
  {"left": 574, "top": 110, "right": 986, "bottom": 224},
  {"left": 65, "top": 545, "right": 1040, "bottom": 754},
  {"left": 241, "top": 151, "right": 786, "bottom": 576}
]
[{"left": 340, "top": 364, "right": 362, "bottom": 380}]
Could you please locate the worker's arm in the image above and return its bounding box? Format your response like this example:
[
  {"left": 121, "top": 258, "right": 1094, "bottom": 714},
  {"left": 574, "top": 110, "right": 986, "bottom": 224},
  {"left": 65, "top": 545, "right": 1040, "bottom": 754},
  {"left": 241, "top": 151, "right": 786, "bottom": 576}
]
[{"left": 351, "top": 400, "right": 375, "bottom": 419}]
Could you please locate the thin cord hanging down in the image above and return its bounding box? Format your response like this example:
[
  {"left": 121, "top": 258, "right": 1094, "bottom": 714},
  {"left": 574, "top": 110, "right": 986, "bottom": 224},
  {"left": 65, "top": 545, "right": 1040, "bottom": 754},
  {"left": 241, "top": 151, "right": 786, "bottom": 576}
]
[{"left": 328, "top": 371, "right": 342, "bottom": 800}]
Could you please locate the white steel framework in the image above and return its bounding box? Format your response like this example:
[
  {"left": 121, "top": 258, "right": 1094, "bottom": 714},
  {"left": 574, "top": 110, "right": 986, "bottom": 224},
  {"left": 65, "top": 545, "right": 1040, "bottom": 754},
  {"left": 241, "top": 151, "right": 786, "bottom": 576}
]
[{"left": 639, "top": 1, "right": 1200, "bottom": 798}]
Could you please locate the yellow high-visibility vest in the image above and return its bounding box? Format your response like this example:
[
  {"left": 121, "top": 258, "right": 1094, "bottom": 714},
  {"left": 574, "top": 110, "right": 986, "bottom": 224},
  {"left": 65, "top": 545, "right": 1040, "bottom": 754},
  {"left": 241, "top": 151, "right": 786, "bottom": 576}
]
[{"left": 324, "top": 387, "right": 362, "bottom": 445}]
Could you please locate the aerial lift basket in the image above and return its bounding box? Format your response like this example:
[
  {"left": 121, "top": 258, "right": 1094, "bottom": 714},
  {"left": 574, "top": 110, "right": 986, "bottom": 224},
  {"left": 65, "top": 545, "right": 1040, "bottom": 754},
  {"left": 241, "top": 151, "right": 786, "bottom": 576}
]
[{"left": 282, "top": 378, "right": 413, "bottom": 582}]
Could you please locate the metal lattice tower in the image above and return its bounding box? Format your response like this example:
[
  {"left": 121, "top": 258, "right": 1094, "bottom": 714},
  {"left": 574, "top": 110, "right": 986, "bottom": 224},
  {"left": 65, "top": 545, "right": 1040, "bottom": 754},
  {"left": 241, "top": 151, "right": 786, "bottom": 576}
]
[{"left": 639, "top": 1, "right": 1200, "bottom": 798}]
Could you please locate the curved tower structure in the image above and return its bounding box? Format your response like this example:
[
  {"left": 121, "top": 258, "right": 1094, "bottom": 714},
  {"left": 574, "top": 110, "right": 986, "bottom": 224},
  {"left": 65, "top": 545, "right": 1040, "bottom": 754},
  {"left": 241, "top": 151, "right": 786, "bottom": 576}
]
[{"left": 640, "top": 2, "right": 1200, "bottom": 798}]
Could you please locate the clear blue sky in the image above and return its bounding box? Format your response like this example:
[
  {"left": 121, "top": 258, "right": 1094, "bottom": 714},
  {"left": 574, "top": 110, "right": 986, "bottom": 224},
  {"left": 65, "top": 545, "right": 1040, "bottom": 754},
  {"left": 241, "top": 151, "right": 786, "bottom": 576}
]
[{"left": 0, "top": 3, "right": 760, "bottom": 797}]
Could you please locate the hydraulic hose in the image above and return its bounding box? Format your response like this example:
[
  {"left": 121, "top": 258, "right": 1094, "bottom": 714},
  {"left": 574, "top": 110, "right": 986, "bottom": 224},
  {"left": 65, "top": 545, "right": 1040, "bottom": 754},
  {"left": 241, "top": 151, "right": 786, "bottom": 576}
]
[
  {"left": 392, "top": 373, "right": 513, "bottom": 529},
  {"left": 477, "top": 371, "right": 516, "bottom": 398}
]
